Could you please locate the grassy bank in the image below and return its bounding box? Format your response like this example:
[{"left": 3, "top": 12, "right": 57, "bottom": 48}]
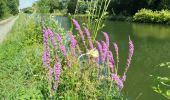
[{"left": 0, "top": 14, "right": 45, "bottom": 99}]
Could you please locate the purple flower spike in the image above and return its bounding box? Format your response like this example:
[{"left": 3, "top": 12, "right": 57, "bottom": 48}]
[
  {"left": 102, "top": 41, "right": 108, "bottom": 62},
  {"left": 96, "top": 41, "right": 103, "bottom": 62},
  {"left": 113, "top": 43, "right": 119, "bottom": 60},
  {"left": 53, "top": 55, "right": 61, "bottom": 90},
  {"left": 56, "top": 33, "right": 62, "bottom": 43},
  {"left": 72, "top": 19, "right": 81, "bottom": 30},
  {"left": 69, "top": 34, "right": 77, "bottom": 55},
  {"left": 125, "top": 37, "right": 134, "bottom": 73},
  {"left": 60, "top": 45, "right": 67, "bottom": 57},
  {"left": 122, "top": 74, "right": 126, "bottom": 82},
  {"left": 107, "top": 51, "right": 115, "bottom": 72},
  {"left": 42, "top": 29, "right": 50, "bottom": 67},
  {"left": 48, "top": 29, "right": 57, "bottom": 47},
  {"left": 84, "top": 28, "right": 93, "bottom": 49},
  {"left": 72, "top": 19, "right": 87, "bottom": 50},
  {"left": 103, "top": 32, "right": 109, "bottom": 47},
  {"left": 112, "top": 74, "right": 124, "bottom": 90}
]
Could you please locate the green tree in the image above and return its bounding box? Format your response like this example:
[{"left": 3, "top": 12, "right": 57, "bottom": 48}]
[
  {"left": 67, "top": 0, "right": 77, "bottom": 14},
  {"left": 7, "top": 0, "right": 19, "bottom": 15},
  {"left": 0, "top": 1, "right": 8, "bottom": 18}
]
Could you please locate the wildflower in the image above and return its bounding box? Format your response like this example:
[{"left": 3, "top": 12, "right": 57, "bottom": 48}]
[
  {"left": 69, "top": 33, "right": 77, "bottom": 55},
  {"left": 84, "top": 28, "right": 93, "bottom": 49},
  {"left": 113, "top": 43, "right": 119, "bottom": 63},
  {"left": 48, "top": 28, "right": 57, "bottom": 47},
  {"left": 122, "top": 74, "right": 126, "bottom": 82},
  {"left": 56, "top": 33, "right": 71, "bottom": 67},
  {"left": 107, "top": 51, "right": 115, "bottom": 73},
  {"left": 102, "top": 41, "right": 108, "bottom": 62},
  {"left": 53, "top": 55, "right": 61, "bottom": 90},
  {"left": 56, "top": 33, "right": 62, "bottom": 43},
  {"left": 103, "top": 32, "right": 109, "bottom": 47},
  {"left": 96, "top": 41, "right": 103, "bottom": 63},
  {"left": 72, "top": 19, "right": 81, "bottom": 30},
  {"left": 42, "top": 29, "right": 50, "bottom": 67},
  {"left": 112, "top": 73, "right": 124, "bottom": 90},
  {"left": 125, "top": 37, "right": 134, "bottom": 73},
  {"left": 72, "top": 19, "right": 87, "bottom": 50}
]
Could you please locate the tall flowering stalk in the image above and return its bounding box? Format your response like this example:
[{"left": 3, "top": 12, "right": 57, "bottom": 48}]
[
  {"left": 103, "top": 32, "right": 109, "bottom": 48},
  {"left": 42, "top": 29, "right": 50, "bottom": 67},
  {"left": 107, "top": 51, "right": 115, "bottom": 73},
  {"left": 122, "top": 37, "right": 134, "bottom": 82},
  {"left": 96, "top": 41, "right": 103, "bottom": 63},
  {"left": 102, "top": 41, "right": 108, "bottom": 62},
  {"left": 84, "top": 28, "right": 94, "bottom": 50},
  {"left": 48, "top": 28, "right": 57, "bottom": 48},
  {"left": 113, "top": 43, "right": 119, "bottom": 74},
  {"left": 56, "top": 33, "right": 71, "bottom": 67},
  {"left": 53, "top": 54, "right": 61, "bottom": 91},
  {"left": 72, "top": 19, "right": 87, "bottom": 51},
  {"left": 68, "top": 32, "right": 78, "bottom": 55}
]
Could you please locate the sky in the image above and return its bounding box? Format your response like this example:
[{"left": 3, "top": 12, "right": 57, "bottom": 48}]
[{"left": 19, "top": 0, "right": 37, "bottom": 9}]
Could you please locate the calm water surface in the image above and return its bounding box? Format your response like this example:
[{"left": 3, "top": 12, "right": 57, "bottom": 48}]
[{"left": 56, "top": 16, "right": 170, "bottom": 100}]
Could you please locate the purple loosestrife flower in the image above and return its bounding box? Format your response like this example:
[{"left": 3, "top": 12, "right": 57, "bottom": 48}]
[
  {"left": 112, "top": 74, "right": 124, "bottom": 90},
  {"left": 103, "top": 32, "right": 109, "bottom": 48},
  {"left": 42, "top": 29, "right": 50, "bottom": 67},
  {"left": 69, "top": 33, "right": 77, "bottom": 55},
  {"left": 96, "top": 41, "right": 103, "bottom": 63},
  {"left": 48, "top": 28, "right": 57, "bottom": 48},
  {"left": 122, "top": 74, "right": 126, "bottom": 82},
  {"left": 113, "top": 43, "right": 119, "bottom": 63},
  {"left": 53, "top": 55, "right": 61, "bottom": 90},
  {"left": 56, "top": 33, "right": 71, "bottom": 67},
  {"left": 125, "top": 37, "right": 134, "bottom": 73},
  {"left": 107, "top": 51, "right": 115, "bottom": 73},
  {"left": 102, "top": 41, "right": 108, "bottom": 62},
  {"left": 72, "top": 19, "right": 81, "bottom": 30},
  {"left": 72, "top": 19, "right": 87, "bottom": 50},
  {"left": 84, "top": 28, "right": 93, "bottom": 49},
  {"left": 56, "top": 33, "right": 62, "bottom": 43}
]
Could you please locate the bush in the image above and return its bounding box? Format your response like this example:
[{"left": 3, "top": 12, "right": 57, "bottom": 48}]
[{"left": 133, "top": 8, "right": 170, "bottom": 24}]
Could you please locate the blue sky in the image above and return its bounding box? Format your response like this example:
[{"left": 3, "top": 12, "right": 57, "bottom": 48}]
[{"left": 19, "top": 0, "right": 37, "bottom": 9}]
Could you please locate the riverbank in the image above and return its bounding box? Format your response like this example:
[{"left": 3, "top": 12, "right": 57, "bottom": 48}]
[{"left": 0, "top": 14, "right": 45, "bottom": 99}]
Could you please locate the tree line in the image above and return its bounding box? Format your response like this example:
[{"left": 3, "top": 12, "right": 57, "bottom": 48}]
[
  {"left": 0, "top": 0, "right": 19, "bottom": 19},
  {"left": 26, "top": 0, "right": 170, "bottom": 16}
]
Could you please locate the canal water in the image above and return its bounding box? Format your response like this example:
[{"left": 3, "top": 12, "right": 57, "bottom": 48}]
[{"left": 56, "top": 16, "right": 170, "bottom": 100}]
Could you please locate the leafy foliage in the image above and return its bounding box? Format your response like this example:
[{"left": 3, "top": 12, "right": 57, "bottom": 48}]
[
  {"left": 0, "top": 0, "right": 19, "bottom": 19},
  {"left": 133, "top": 9, "right": 170, "bottom": 24},
  {"left": 151, "top": 62, "right": 170, "bottom": 99}
]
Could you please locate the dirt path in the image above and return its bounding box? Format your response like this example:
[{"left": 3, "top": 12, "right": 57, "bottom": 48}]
[{"left": 0, "top": 17, "right": 18, "bottom": 43}]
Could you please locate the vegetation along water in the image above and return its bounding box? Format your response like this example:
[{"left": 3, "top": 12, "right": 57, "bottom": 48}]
[{"left": 0, "top": 0, "right": 170, "bottom": 99}]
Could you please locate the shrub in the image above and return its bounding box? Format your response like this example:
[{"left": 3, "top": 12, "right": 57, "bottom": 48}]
[{"left": 133, "top": 8, "right": 170, "bottom": 24}]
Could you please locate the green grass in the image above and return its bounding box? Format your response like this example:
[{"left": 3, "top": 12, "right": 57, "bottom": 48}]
[{"left": 0, "top": 14, "right": 46, "bottom": 99}]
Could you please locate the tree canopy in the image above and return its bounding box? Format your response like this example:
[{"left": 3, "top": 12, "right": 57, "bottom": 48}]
[{"left": 0, "top": 0, "right": 19, "bottom": 19}]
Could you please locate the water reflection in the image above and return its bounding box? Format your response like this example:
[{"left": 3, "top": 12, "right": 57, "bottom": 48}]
[{"left": 132, "top": 23, "right": 170, "bottom": 39}]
